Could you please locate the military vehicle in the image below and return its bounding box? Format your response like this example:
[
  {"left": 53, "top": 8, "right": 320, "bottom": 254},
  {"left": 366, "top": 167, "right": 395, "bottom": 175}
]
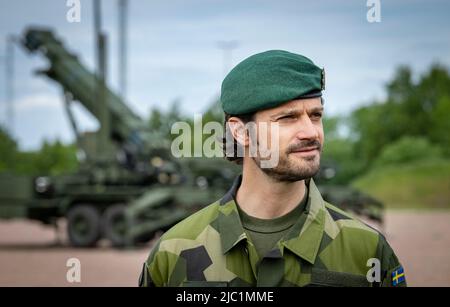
[{"left": 0, "top": 28, "right": 235, "bottom": 247}]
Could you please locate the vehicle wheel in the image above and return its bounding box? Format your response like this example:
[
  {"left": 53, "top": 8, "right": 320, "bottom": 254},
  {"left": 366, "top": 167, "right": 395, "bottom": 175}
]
[
  {"left": 67, "top": 205, "right": 101, "bottom": 247},
  {"left": 101, "top": 205, "right": 128, "bottom": 247}
]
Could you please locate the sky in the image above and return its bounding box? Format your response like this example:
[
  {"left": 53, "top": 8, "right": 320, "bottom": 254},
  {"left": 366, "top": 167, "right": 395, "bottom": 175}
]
[{"left": 0, "top": 0, "right": 449, "bottom": 150}]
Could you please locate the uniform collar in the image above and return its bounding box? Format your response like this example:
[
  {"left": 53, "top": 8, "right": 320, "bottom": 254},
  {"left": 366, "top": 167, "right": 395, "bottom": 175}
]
[
  {"left": 281, "top": 179, "right": 325, "bottom": 264},
  {"left": 217, "top": 175, "right": 325, "bottom": 265},
  {"left": 217, "top": 175, "right": 248, "bottom": 254}
]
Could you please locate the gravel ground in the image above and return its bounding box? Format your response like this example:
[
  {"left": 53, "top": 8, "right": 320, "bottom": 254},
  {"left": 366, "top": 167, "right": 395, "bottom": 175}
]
[
  {"left": 383, "top": 210, "right": 450, "bottom": 287},
  {"left": 0, "top": 210, "right": 449, "bottom": 287}
]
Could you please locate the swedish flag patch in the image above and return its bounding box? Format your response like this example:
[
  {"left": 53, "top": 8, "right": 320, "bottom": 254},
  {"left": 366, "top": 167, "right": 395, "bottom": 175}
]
[{"left": 391, "top": 267, "right": 405, "bottom": 286}]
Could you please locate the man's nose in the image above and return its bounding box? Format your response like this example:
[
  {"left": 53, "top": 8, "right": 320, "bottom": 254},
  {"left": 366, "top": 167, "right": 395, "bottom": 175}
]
[{"left": 295, "top": 116, "right": 319, "bottom": 140}]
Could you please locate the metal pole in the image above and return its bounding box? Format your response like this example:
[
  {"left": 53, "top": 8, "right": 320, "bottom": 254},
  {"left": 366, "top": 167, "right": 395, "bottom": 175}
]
[
  {"left": 93, "top": 0, "right": 110, "bottom": 157},
  {"left": 94, "top": 0, "right": 103, "bottom": 79},
  {"left": 5, "top": 36, "right": 15, "bottom": 135},
  {"left": 118, "top": 0, "right": 128, "bottom": 99},
  {"left": 0, "top": 52, "right": 4, "bottom": 129},
  {"left": 216, "top": 40, "right": 239, "bottom": 78}
]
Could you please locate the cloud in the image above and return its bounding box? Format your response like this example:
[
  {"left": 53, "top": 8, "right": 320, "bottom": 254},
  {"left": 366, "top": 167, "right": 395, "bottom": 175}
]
[{"left": 14, "top": 93, "right": 61, "bottom": 111}]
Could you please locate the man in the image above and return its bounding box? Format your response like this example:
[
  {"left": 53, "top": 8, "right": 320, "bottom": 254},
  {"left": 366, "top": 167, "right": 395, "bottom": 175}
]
[{"left": 139, "top": 50, "right": 406, "bottom": 287}]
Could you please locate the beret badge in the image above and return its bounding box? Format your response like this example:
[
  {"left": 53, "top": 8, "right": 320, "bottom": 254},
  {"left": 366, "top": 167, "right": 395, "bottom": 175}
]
[{"left": 321, "top": 68, "right": 326, "bottom": 91}]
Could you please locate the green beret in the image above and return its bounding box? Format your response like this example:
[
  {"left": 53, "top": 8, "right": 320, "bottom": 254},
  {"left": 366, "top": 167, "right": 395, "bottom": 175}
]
[{"left": 221, "top": 50, "right": 325, "bottom": 115}]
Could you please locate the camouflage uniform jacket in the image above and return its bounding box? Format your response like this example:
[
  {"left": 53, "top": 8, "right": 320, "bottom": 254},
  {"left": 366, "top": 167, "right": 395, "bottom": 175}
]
[{"left": 140, "top": 175, "right": 406, "bottom": 287}]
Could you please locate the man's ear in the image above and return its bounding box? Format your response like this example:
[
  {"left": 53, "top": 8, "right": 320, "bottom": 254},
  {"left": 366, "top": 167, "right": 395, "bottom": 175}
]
[{"left": 227, "top": 117, "right": 250, "bottom": 147}]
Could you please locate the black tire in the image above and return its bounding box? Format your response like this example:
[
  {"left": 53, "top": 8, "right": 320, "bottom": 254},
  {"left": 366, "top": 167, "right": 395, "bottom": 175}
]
[
  {"left": 101, "top": 205, "right": 128, "bottom": 247},
  {"left": 67, "top": 205, "right": 101, "bottom": 247}
]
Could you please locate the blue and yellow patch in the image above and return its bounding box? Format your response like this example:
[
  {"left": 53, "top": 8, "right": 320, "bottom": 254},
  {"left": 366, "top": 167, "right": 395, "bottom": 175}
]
[{"left": 391, "top": 267, "right": 405, "bottom": 286}]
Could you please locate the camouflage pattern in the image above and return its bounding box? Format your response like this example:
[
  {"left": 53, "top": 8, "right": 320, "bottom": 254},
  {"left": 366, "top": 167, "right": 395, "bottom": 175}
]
[{"left": 140, "top": 176, "right": 406, "bottom": 287}]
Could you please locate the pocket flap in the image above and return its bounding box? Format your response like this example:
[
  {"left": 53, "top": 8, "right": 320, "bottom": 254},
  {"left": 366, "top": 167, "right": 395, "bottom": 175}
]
[
  {"left": 182, "top": 281, "right": 228, "bottom": 287},
  {"left": 310, "top": 268, "right": 370, "bottom": 287}
]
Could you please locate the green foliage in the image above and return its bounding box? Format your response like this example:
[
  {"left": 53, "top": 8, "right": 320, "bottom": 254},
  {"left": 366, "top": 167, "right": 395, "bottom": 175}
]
[
  {"left": 148, "top": 98, "right": 224, "bottom": 157},
  {"left": 322, "top": 138, "right": 364, "bottom": 184},
  {"left": 30, "top": 140, "right": 78, "bottom": 175},
  {"left": 201, "top": 98, "right": 224, "bottom": 124},
  {"left": 429, "top": 95, "right": 450, "bottom": 154},
  {"left": 374, "top": 136, "right": 443, "bottom": 167},
  {"left": 322, "top": 115, "right": 341, "bottom": 140},
  {"left": 351, "top": 64, "right": 450, "bottom": 170},
  {"left": 148, "top": 99, "right": 187, "bottom": 140},
  {"left": 0, "top": 126, "right": 19, "bottom": 172},
  {"left": 353, "top": 159, "right": 450, "bottom": 209},
  {"left": 0, "top": 126, "right": 78, "bottom": 176},
  {"left": 320, "top": 116, "right": 363, "bottom": 184},
  {"left": 351, "top": 102, "right": 410, "bottom": 166}
]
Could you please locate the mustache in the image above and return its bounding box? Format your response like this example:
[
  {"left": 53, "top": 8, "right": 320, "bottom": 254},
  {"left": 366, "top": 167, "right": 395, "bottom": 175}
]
[{"left": 286, "top": 139, "right": 322, "bottom": 154}]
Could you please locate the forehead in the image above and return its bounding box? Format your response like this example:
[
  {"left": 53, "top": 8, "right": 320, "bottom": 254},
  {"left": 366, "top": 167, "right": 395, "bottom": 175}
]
[{"left": 256, "top": 97, "right": 323, "bottom": 118}]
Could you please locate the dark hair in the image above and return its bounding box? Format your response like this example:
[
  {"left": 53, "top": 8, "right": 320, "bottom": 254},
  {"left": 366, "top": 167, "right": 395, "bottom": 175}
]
[{"left": 222, "top": 112, "right": 254, "bottom": 164}]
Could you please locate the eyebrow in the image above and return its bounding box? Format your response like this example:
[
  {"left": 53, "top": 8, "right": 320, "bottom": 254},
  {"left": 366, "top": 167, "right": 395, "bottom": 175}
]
[
  {"left": 270, "top": 106, "right": 324, "bottom": 119},
  {"left": 308, "top": 106, "right": 324, "bottom": 114}
]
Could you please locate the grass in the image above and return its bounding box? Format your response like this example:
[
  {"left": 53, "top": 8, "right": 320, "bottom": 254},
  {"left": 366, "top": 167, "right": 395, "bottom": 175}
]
[{"left": 352, "top": 159, "right": 450, "bottom": 209}]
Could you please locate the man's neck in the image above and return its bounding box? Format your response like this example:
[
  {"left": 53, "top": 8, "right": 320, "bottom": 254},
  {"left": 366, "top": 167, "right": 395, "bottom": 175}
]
[{"left": 236, "top": 160, "right": 306, "bottom": 219}]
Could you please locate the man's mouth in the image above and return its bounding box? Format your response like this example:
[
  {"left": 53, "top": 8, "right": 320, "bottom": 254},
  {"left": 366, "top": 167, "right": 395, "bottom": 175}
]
[
  {"left": 287, "top": 140, "right": 322, "bottom": 156},
  {"left": 289, "top": 146, "right": 320, "bottom": 156}
]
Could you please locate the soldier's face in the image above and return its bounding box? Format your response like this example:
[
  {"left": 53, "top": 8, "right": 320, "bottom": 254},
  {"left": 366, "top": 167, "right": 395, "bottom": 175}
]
[{"left": 252, "top": 97, "right": 324, "bottom": 182}]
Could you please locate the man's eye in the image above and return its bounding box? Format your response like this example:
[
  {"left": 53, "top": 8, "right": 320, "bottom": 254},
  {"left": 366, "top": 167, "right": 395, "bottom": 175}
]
[
  {"left": 311, "top": 113, "right": 323, "bottom": 119},
  {"left": 278, "top": 115, "right": 296, "bottom": 121}
]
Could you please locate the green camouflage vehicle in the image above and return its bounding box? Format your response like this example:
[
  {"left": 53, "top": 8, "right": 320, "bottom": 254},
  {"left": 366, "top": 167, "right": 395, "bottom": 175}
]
[{"left": 0, "top": 28, "right": 234, "bottom": 247}]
